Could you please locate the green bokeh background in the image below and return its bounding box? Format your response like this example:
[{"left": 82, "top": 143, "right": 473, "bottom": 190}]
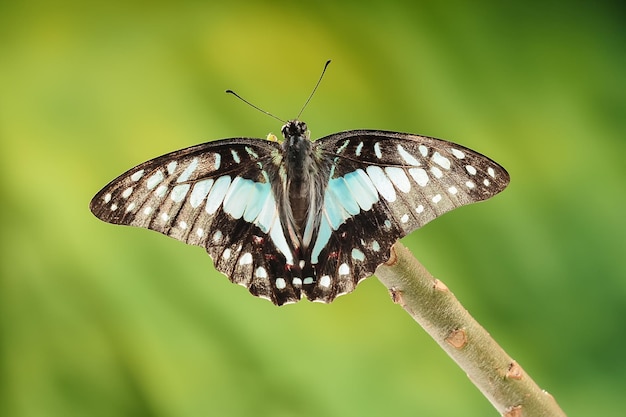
[{"left": 2, "top": 1, "right": 624, "bottom": 416}]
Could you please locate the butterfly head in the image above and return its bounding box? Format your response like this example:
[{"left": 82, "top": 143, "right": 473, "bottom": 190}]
[
  {"left": 281, "top": 120, "right": 309, "bottom": 141},
  {"left": 280, "top": 119, "right": 314, "bottom": 171}
]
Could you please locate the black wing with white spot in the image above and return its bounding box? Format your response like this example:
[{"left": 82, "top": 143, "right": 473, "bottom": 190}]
[
  {"left": 300, "top": 130, "right": 509, "bottom": 302},
  {"left": 91, "top": 127, "right": 509, "bottom": 306},
  {"left": 91, "top": 138, "right": 304, "bottom": 305}
]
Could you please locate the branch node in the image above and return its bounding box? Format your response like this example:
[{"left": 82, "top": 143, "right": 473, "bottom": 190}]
[
  {"left": 433, "top": 279, "right": 449, "bottom": 292},
  {"left": 389, "top": 287, "right": 404, "bottom": 305},
  {"left": 503, "top": 405, "right": 523, "bottom": 417},
  {"left": 384, "top": 245, "right": 398, "bottom": 266},
  {"left": 506, "top": 361, "right": 524, "bottom": 380},
  {"left": 445, "top": 328, "right": 468, "bottom": 349}
]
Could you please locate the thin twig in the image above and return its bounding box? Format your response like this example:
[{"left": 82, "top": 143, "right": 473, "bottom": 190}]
[{"left": 375, "top": 242, "right": 566, "bottom": 417}]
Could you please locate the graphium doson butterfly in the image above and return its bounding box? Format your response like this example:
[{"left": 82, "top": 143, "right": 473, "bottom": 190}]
[{"left": 90, "top": 63, "right": 509, "bottom": 305}]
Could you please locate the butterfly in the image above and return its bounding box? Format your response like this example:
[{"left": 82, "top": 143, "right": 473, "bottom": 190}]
[{"left": 90, "top": 117, "right": 509, "bottom": 305}]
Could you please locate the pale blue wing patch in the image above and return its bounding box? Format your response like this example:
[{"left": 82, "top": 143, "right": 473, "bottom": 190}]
[
  {"left": 309, "top": 168, "right": 380, "bottom": 264},
  {"left": 189, "top": 179, "right": 214, "bottom": 208},
  {"left": 223, "top": 176, "right": 254, "bottom": 219},
  {"left": 205, "top": 175, "right": 232, "bottom": 214},
  {"left": 342, "top": 169, "right": 378, "bottom": 211}
]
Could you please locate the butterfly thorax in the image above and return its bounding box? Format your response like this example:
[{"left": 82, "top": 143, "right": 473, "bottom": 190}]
[{"left": 278, "top": 120, "right": 330, "bottom": 250}]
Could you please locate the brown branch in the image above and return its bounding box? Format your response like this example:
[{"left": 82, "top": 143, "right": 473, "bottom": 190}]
[{"left": 375, "top": 242, "right": 567, "bottom": 417}]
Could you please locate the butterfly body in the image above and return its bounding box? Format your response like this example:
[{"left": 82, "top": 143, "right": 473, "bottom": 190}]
[{"left": 91, "top": 120, "right": 509, "bottom": 305}]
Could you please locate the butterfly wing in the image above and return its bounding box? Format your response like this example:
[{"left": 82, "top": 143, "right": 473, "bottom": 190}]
[
  {"left": 90, "top": 138, "right": 303, "bottom": 305},
  {"left": 302, "top": 130, "right": 510, "bottom": 302}
]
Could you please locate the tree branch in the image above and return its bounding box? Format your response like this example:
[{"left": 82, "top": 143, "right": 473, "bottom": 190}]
[{"left": 375, "top": 242, "right": 566, "bottom": 417}]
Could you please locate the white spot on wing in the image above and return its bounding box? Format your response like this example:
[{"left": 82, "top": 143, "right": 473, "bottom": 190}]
[
  {"left": 488, "top": 167, "right": 496, "bottom": 178},
  {"left": 222, "top": 248, "right": 231, "bottom": 260},
  {"left": 371, "top": 240, "right": 380, "bottom": 251},
  {"left": 126, "top": 202, "right": 136, "bottom": 212},
  {"left": 190, "top": 179, "right": 214, "bottom": 208},
  {"left": 374, "top": 142, "right": 382, "bottom": 159},
  {"left": 451, "top": 148, "right": 465, "bottom": 159},
  {"left": 239, "top": 252, "right": 253, "bottom": 265},
  {"left": 336, "top": 139, "right": 350, "bottom": 154},
  {"left": 430, "top": 166, "right": 443, "bottom": 179},
  {"left": 484, "top": 179, "right": 491, "bottom": 186},
  {"left": 177, "top": 157, "right": 199, "bottom": 183},
  {"left": 419, "top": 145, "right": 428, "bottom": 157},
  {"left": 355, "top": 141, "right": 364, "bottom": 156},
  {"left": 465, "top": 165, "right": 477, "bottom": 175},
  {"left": 366, "top": 166, "right": 396, "bottom": 202},
  {"left": 231, "top": 149, "right": 240, "bottom": 163},
  {"left": 409, "top": 168, "right": 429, "bottom": 186},
  {"left": 448, "top": 186, "right": 458, "bottom": 195},
  {"left": 104, "top": 193, "right": 111, "bottom": 203},
  {"left": 466, "top": 181, "right": 475, "bottom": 189},
  {"left": 130, "top": 170, "right": 145, "bottom": 181},
  {"left": 205, "top": 176, "right": 231, "bottom": 214},
  {"left": 245, "top": 146, "right": 259, "bottom": 159},
  {"left": 397, "top": 145, "right": 421, "bottom": 166},
  {"left": 385, "top": 167, "right": 411, "bottom": 193},
  {"left": 110, "top": 204, "right": 117, "bottom": 211},
  {"left": 146, "top": 171, "right": 164, "bottom": 189},
  {"left": 320, "top": 275, "right": 331, "bottom": 288},
  {"left": 292, "top": 277, "right": 302, "bottom": 286},
  {"left": 432, "top": 194, "right": 442, "bottom": 203},
  {"left": 196, "top": 228, "right": 204, "bottom": 237},
  {"left": 155, "top": 185, "right": 168, "bottom": 198},
  {"left": 179, "top": 221, "right": 188, "bottom": 229},
  {"left": 432, "top": 152, "right": 451, "bottom": 169},
  {"left": 338, "top": 263, "right": 350, "bottom": 275},
  {"left": 160, "top": 212, "right": 169, "bottom": 221},
  {"left": 275, "top": 277, "right": 286, "bottom": 289},
  {"left": 401, "top": 214, "right": 409, "bottom": 223},
  {"left": 171, "top": 184, "right": 190, "bottom": 202},
  {"left": 214, "top": 153, "right": 221, "bottom": 170},
  {"left": 303, "top": 277, "right": 314, "bottom": 285},
  {"left": 213, "top": 230, "right": 223, "bottom": 243},
  {"left": 351, "top": 248, "right": 365, "bottom": 261},
  {"left": 143, "top": 206, "right": 153, "bottom": 215},
  {"left": 416, "top": 205, "right": 424, "bottom": 213},
  {"left": 255, "top": 266, "right": 267, "bottom": 278},
  {"left": 167, "top": 161, "right": 177, "bottom": 175}
]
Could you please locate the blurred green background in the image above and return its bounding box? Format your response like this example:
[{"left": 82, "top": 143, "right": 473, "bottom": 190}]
[{"left": 1, "top": 1, "right": 624, "bottom": 416}]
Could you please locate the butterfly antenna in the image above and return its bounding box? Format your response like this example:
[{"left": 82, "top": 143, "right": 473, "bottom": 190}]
[
  {"left": 225, "top": 89, "right": 286, "bottom": 123},
  {"left": 296, "top": 59, "right": 331, "bottom": 119}
]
